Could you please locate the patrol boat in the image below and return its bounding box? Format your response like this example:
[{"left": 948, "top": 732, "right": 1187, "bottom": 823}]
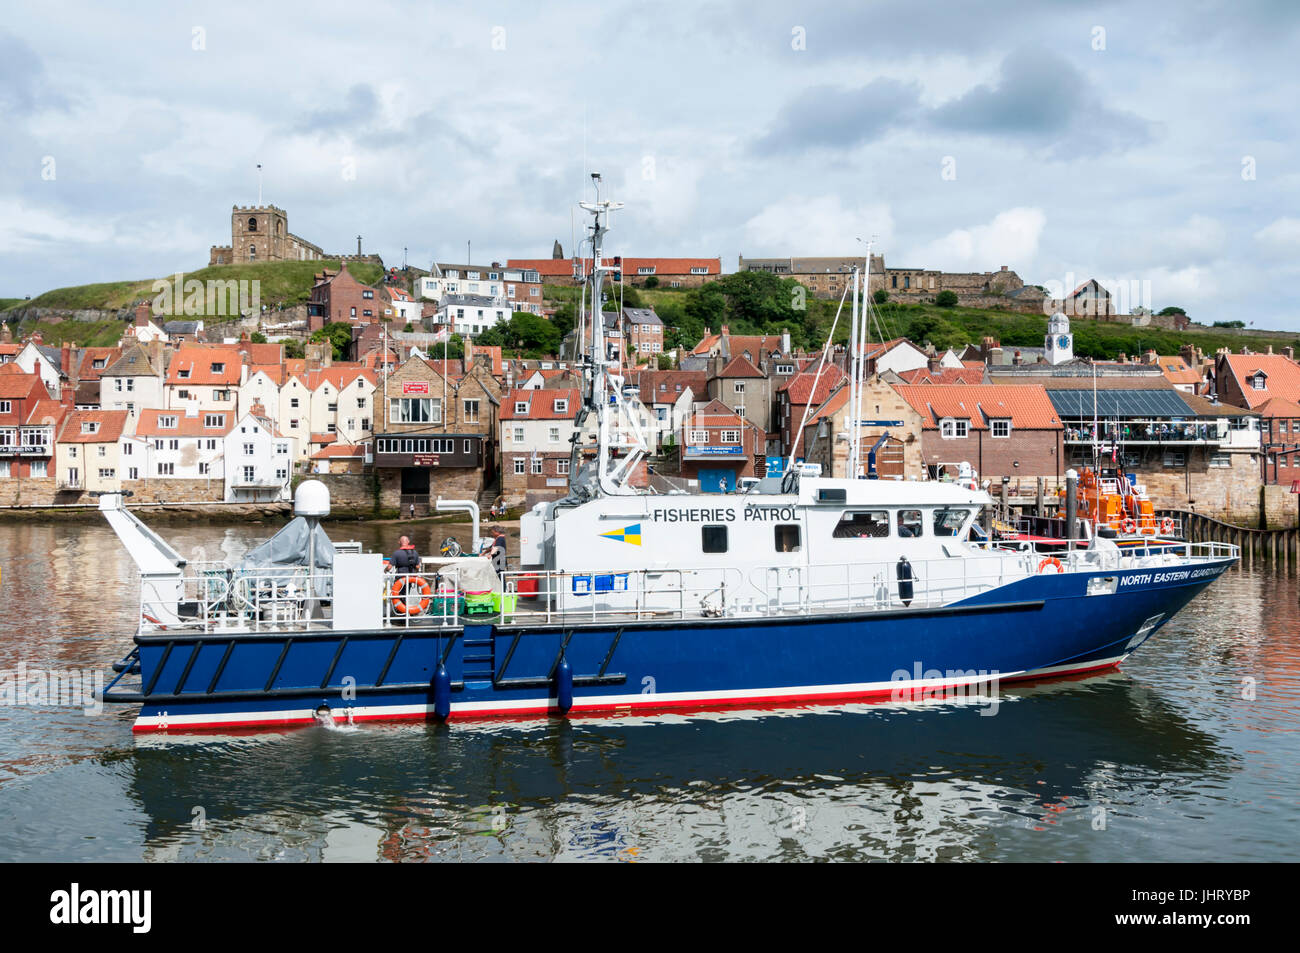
[{"left": 98, "top": 194, "right": 1239, "bottom": 732}]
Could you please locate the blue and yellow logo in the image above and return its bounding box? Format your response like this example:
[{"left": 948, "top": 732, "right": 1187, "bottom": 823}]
[{"left": 600, "top": 523, "right": 642, "bottom": 545}]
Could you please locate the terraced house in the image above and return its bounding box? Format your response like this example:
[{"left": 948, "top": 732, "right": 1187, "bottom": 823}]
[
  {"left": 498, "top": 387, "right": 582, "bottom": 509},
  {"left": 164, "top": 345, "right": 241, "bottom": 414},
  {"left": 55, "top": 410, "right": 129, "bottom": 495}
]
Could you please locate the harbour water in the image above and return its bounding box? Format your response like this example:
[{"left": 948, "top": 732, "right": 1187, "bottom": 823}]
[{"left": 0, "top": 519, "right": 1295, "bottom": 862}]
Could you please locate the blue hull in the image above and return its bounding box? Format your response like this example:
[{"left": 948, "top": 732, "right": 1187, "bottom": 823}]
[{"left": 111, "top": 560, "right": 1233, "bottom": 732}]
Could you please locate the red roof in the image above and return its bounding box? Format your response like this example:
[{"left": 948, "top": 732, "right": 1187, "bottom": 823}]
[
  {"left": 135, "top": 408, "right": 235, "bottom": 437},
  {"left": 1221, "top": 353, "right": 1300, "bottom": 408},
  {"left": 637, "top": 370, "right": 708, "bottom": 405},
  {"left": 24, "top": 399, "right": 67, "bottom": 428},
  {"left": 311, "top": 443, "right": 367, "bottom": 459},
  {"left": 893, "top": 384, "right": 1061, "bottom": 430},
  {"left": 1253, "top": 396, "right": 1300, "bottom": 419},
  {"left": 75, "top": 347, "right": 122, "bottom": 382},
  {"left": 781, "top": 366, "right": 846, "bottom": 405},
  {"left": 507, "top": 257, "right": 721, "bottom": 279},
  {"left": 0, "top": 370, "right": 46, "bottom": 402},
  {"left": 716, "top": 355, "right": 765, "bottom": 379},
  {"left": 500, "top": 388, "right": 580, "bottom": 421},
  {"left": 896, "top": 366, "right": 987, "bottom": 385},
  {"left": 166, "top": 345, "right": 242, "bottom": 386},
  {"left": 57, "top": 409, "right": 128, "bottom": 444}
]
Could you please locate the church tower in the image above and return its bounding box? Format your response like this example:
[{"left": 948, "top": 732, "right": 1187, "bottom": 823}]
[{"left": 1045, "top": 311, "right": 1073, "bottom": 365}]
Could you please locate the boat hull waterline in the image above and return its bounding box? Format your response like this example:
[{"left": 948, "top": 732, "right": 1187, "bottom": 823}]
[{"left": 112, "top": 560, "right": 1232, "bottom": 733}]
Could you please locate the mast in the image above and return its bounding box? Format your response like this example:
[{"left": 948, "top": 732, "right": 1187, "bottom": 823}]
[{"left": 848, "top": 266, "right": 860, "bottom": 477}]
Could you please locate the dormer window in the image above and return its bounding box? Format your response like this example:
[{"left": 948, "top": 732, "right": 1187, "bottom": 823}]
[
  {"left": 158, "top": 415, "right": 177, "bottom": 429},
  {"left": 991, "top": 419, "right": 1011, "bottom": 438},
  {"left": 553, "top": 399, "right": 568, "bottom": 414},
  {"left": 178, "top": 368, "right": 191, "bottom": 379},
  {"left": 210, "top": 363, "right": 225, "bottom": 374},
  {"left": 515, "top": 401, "right": 529, "bottom": 414},
  {"left": 204, "top": 414, "right": 224, "bottom": 429},
  {"left": 939, "top": 418, "right": 969, "bottom": 439},
  {"left": 1251, "top": 372, "right": 1268, "bottom": 391},
  {"left": 81, "top": 421, "right": 99, "bottom": 435}
]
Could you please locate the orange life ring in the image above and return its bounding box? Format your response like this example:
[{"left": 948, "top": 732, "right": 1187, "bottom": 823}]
[
  {"left": 1161, "top": 517, "right": 1174, "bottom": 534},
  {"left": 1037, "top": 556, "right": 1064, "bottom": 574},
  {"left": 1120, "top": 518, "right": 1136, "bottom": 534},
  {"left": 390, "top": 575, "right": 432, "bottom": 614}
]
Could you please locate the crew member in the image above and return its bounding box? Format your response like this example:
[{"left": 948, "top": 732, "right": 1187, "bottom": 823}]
[{"left": 388, "top": 535, "right": 421, "bottom": 573}]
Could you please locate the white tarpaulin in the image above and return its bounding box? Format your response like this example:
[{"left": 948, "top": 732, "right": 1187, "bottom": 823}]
[{"left": 419, "top": 555, "right": 499, "bottom": 593}]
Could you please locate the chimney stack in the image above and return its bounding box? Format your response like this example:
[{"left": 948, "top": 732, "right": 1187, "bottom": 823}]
[
  {"left": 1285, "top": 346, "right": 1295, "bottom": 362},
  {"left": 61, "top": 341, "right": 72, "bottom": 377},
  {"left": 60, "top": 383, "right": 75, "bottom": 408},
  {"left": 134, "top": 302, "right": 149, "bottom": 327}
]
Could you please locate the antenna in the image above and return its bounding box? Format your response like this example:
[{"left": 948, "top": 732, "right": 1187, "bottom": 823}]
[{"left": 256, "top": 163, "right": 263, "bottom": 205}]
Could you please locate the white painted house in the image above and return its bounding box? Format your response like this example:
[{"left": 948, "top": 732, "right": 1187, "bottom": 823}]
[{"left": 224, "top": 408, "right": 294, "bottom": 502}]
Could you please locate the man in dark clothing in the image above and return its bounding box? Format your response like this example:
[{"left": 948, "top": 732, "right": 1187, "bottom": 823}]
[{"left": 388, "top": 535, "right": 421, "bottom": 572}]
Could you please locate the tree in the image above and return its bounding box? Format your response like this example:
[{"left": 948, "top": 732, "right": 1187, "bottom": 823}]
[
  {"left": 643, "top": 275, "right": 659, "bottom": 288},
  {"left": 657, "top": 354, "right": 674, "bottom": 370},
  {"left": 872, "top": 288, "right": 889, "bottom": 306},
  {"left": 1157, "top": 306, "right": 1187, "bottom": 316},
  {"left": 249, "top": 331, "right": 268, "bottom": 344},
  {"left": 935, "top": 290, "right": 959, "bottom": 308},
  {"left": 283, "top": 338, "right": 305, "bottom": 360},
  {"left": 310, "top": 322, "right": 354, "bottom": 361}
]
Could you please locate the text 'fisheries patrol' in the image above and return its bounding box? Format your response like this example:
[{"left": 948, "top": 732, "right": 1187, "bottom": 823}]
[{"left": 649, "top": 505, "right": 798, "bottom": 523}]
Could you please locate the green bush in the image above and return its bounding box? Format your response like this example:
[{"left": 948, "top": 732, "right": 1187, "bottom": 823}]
[{"left": 935, "top": 290, "right": 959, "bottom": 308}]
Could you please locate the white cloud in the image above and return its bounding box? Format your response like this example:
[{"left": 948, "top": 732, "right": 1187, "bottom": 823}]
[
  {"left": 742, "top": 196, "right": 894, "bottom": 258},
  {"left": 0, "top": 199, "right": 114, "bottom": 253},
  {"left": 904, "top": 207, "right": 1045, "bottom": 272},
  {"left": 1254, "top": 217, "right": 1300, "bottom": 257}
]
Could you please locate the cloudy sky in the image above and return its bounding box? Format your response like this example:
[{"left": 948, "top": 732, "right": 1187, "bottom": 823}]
[{"left": 2, "top": 0, "right": 1298, "bottom": 327}]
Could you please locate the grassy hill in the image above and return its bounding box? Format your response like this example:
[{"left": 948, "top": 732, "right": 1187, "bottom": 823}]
[
  {"left": 19, "top": 260, "right": 386, "bottom": 317},
  {"left": 544, "top": 280, "right": 1300, "bottom": 363}
]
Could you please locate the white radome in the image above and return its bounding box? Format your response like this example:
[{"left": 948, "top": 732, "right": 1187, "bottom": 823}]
[{"left": 294, "top": 480, "right": 331, "bottom": 517}]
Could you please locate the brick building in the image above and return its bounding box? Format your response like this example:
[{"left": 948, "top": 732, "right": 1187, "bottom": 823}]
[
  {"left": 308, "top": 262, "right": 385, "bottom": 330},
  {"left": 0, "top": 370, "right": 58, "bottom": 479},
  {"left": 507, "top": 256, "right": 722, "bottom": 289},
  {"left": 893, "top": 384, "right": 1064, "bottom": 483},
  {"left": 678, "top": 400, "right": 766, "bottom": 492},
  {"left": 622, "top": 307, "right": 663, "bottom": 358}
]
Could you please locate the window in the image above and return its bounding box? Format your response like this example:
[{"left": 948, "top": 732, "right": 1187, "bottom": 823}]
[
  {"left": 198, "top": 462, "right": 208, "bottom": 475},
  {"left": 1251, "top": 373, "right": 1267, "bottom": 391},
  {"left": 526, "top": 456, "right": 542, "bottom": 475},
  {"left": 688, "top": 429, "right": 708, "bottom": 444},
  {"left": 512, "top": 425, "right": 524, "bottom": 443},
  {"left": 833, "top": 511, "right": 890, "bottom": 538},
  {"left": 464, "top": 439, "right": 472, "bottom": 454},
  {"left": 553, "top": 398, "right": 568, "bottom": 414},
  {"left": 463, "top": 399, "right": 480, "bottom": 423},
  {"left": 721, "top": 430, "right": 739, "bottom": 443},
  {"left": 690, "top": 266, "right": 709, "bottom": 275},
  {"left": 177, "top": 390, "right": 190, "bottom": 400},
  {"left": 126, "top": 467, "right": 137, "bottom": 480},
  {"left": 0, "top": 461, "right": 8, "bottom": 478},
  {"left": 991, "top": 419, "right": 1011, "bottom": 438},
  {"left": 204, "top": 414, "right": 224, "bottom": 429},
  {"left": 277, "top": 443, "right": 288, "bottom": 455},
  {"left": 97, "top": 445, "right": 106, "bottom": 457},
  {"left": 215, "top": 390, "right": 231, "bottom": 402},
  {"left": 897, "top": 510, "right": 923, "bottom": 538},
  {"left": 774, "top": 524, "right": 801, "bottom": 552},
  {"left": 210, "top": 363, "right": 225, "bottom": 374},
  {"left": 1209, "top": 453, "right": 1231, "bottom": 468},
  {"left": 701, "top": 525, "right": 728, "bottom": 553},
  {"left": 68, "top": 446, "right": 78, "bottom": 458},
  {"left": 390, "top": 397, "right": 440, "bottom": 423},
  {"left": 157, "top": 462, "right": 174, "bottom": 476},
  {"left": 1163, "top": 451, "right": 1186, "bottom": 468},
  {"left": 0, "top": 401, "right": 8, "bottom": 414},
  {"left": 637, "top": 266, "right": 657, "bottom": 275},
  {"left": 243, "top": 443, "right": 255, "bottom": 455},
  {"left": 933, "top": 508, "right": 972, "bottom": 537},
  {"left": 776, "top": 364, "right": 794, "bottom": 375},
  {"left": 548, "top": 426, "right": 560, "bottom": 443},
  {"left": 31, "top": 460, "right": 46, "bottom": 477},
  {"left": 515, "top": 401, "right": 529, "bottom": 414},
  {"left": 122, "top": 442, "right": 132, "bottom": 456},
  {"left": 243, "top": 466, "right": 255, "bottom": 483},
  {"left": 168, "top": 439, "right": 179, "bottom": 451},
  {"left": 276, "top": 468, "right": 287, "bottom": 481},
  {"left": 81, "top": 421, "right": 99, "bottom": 434},
  {"left": 940, "top": 419, "right": 969, "bottom": 439},
  {"left": 734, "top": 381, "right": 745, "bottom": 393},
  {"left": 158, "top": 415, "right": 177, "bottom": 429},
  {"left": 514, "top": 457, "right": 526, "bottom": 474},
  {"left": 557, "top": 458, "right": 570, "bottom": 475},
  {"left": 290, "top": 419, "right": 300, "bottom": 430},
  {"left": 290, "top": 398, "right": 299, "bottom": 409},
  {"left": 98, "top": 468, "right": 114, "bottom": 480}
]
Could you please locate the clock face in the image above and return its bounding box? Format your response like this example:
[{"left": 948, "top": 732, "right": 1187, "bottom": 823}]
[{"left": 1057, "top": 335, "right": 1071, "bottom": 348}]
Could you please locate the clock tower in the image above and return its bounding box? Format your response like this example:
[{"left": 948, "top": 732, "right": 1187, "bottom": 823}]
[{"left": 1046, "top": 311, "right": 1073, "bottom": 365}]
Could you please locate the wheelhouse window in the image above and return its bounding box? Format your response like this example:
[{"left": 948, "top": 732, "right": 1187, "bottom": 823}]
[
  {"left": 933, "top": 508, "right": 972, "bottom": 537},
  {"left": 702, "top": 525, "right": 728, "bottom": 553},
  {"left": 774, "top": 524, "right": 801, "bottom": 552},
  {"left": 897, "top": 510, "right": 923, "bottom": 537},
  {"left": 833, "top": 511, "right": 890, "bottom": 538}
]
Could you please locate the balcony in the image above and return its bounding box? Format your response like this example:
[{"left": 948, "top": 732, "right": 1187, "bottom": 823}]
[
  {"left": 229, "top": 475, "right": 285, "bottom": 488},
  {"left": 57, "top": 479, "right": 82, "bottom": 490},
  {"left": 1063, "top": 424, "right": 1226, "bottom": 446}
]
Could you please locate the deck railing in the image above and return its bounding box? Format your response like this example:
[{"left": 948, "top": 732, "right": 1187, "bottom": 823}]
[{"left": 137, "top": 541, "right": 1239, "bottom": 635}]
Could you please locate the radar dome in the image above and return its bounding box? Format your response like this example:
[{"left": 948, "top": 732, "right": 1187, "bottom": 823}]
[{"left": 294, "top": 480, "right": 331, "bottom": 517}]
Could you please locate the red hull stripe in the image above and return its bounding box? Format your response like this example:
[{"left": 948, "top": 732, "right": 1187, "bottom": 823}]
[{"left": 131, "top": 657, "right": 1123, "bottom": 734}]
